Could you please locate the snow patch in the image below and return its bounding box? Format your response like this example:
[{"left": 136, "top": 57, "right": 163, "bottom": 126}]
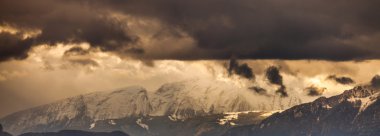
[
  {"left": 260, "top": 110, "right": 283, "bottom": 117},
  {"left": 109, "top": 120, "right": 116, "bottom": 125},
  {"left": 218, "top": 110, "right": 282, "bottom": 126},
  {"left": 323, "top": 104, "right": 332, "bottom": 109},
  {"left": 218, "top": 112, "right": 239, "bottom": 125},
  {"left": 230, "top": 122, "right": 237, "bottom": 126},
  {"left": 136, "top": 118, "right": 149, "bottom": 130},
  {"left": 260, "top": 124, "right": 265, "bottom": 129},
  {"left": 348, "top": 94, "right": 378, "bottom": 115},
  {"left": 168, "top": 115, "right": 178, "bottom": 121},
  {"left": 89, "top": 123, "right": 96, "bottom": 129},
  {"left": 168, "top": 114, "right": 185, "bottom": 122}
]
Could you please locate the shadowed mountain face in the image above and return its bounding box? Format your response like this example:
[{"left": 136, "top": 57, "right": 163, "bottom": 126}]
[
  {"left": 224, "top": 85, "right": 380, "bottom": 136},
  {"left": 19, "top": 130, "right": 129, "bottom": 136},
  {"left": 0, "top": 124, "right": 12, "bottom": 136}
]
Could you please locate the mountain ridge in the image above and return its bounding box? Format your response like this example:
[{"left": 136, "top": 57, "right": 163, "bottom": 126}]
[{"left": 223, "top": 85, "right": 380, "bottom": 136}]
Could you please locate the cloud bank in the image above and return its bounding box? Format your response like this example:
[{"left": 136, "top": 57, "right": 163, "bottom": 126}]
[{"left": 1, "top": 0, "right": 380, "bottom": 61}]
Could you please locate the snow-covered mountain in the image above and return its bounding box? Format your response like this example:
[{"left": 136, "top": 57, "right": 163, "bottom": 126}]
[
  {"left": 149, "top": 79, "right": 300, "bottom": 118},
  {"left": 0, "top": 79, "right": 300, "bottom": 135},
  {"left": 223, "top": 85, "right": 380, "bottom": 136}
]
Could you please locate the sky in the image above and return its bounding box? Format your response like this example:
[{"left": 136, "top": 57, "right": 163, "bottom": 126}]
[{"left": 0, "top": 0, "right": 380, "bottom": 117}]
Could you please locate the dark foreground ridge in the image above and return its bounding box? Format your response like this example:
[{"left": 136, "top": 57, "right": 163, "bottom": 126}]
[
  {"left": 0, "top": 124, "right": 12, "bottom": 136},
  {"left": 19, "top": 130, "right": 129, "bottom": 136},
  {"left": 0, "top": 124, "right": 129, "bottom": 136}
]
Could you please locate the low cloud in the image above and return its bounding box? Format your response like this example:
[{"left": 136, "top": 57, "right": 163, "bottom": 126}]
[
  {"left": 1, "top": 0, "right": 380, "bottom": 62},
  {"left": 64, "top": 47, "right": 90, "bottom": 56},
  {"left": 276, "top": 86, "right": 288, "bottom": 97},
  {"left": 265, "top": 66, "right": 288, "bottom": 97},
  {"left": 227, "top": 58, "right": 255, "bottom": 80},
  {"left": 304, "top": 85, "right": 326, "bottom": 96},
  {"left": 0, "top": 0, "right": 139, "bottom": 62},
  {"left": 265, "top": 66, "right": 283, "bottom": 85},
  {"left": 249, "top": 86, "right": 267, "bottom": 95},
  {"left": 327, "top": 75, "right": 355, "bottom": 85},
  {"left": 63, "top": 47, "right": 99, "bottom": 67}
]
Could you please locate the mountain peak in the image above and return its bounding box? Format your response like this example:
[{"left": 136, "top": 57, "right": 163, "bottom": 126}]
[{"left": 341, "top": 85, "right": 379, "bottom": 98}]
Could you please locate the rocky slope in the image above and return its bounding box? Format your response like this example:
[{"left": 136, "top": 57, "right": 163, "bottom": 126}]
[
  {"left": 224, "top": 85, "right": 380, "bottom": 136},
  {"left": 0, "top": 79, "right": 300, "bottom": 135},
  {"left": 0, "top": 124, "right": 12, "bottom": 136}
]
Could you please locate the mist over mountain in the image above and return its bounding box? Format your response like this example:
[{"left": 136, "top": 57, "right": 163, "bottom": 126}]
[
  {"left": 1, "top": 71, "right": 379, "bottom": 136},
  {"left": 1, "top": 66, "right": 376, "bottom": 136}
]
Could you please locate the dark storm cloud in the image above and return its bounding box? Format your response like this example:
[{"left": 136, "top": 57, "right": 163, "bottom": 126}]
[
  {"left": 68, "top": 59, "right": 99, "bottom": 67},
  {"left": 228, "top": 58, "right": 254, "bottom": 80},
  {"left": 265, "top": 66, "right": 283, "bottom": 85},
  {"left": 109, "top": 0, "right": 380, "bottom": 60},
  {"left": 327, "top": 75, "right": 355, "bottom": 85},
  {"left": 371, "top": 75, "right": 380, "bottom": 88},
  {"left": 1, "top": 0, "right": 380, "bottom": 61},
  {"left": 0, "top": 32, "right": 34, "bottom": 61},
  {"left": 249, "top": 86, "right": 267, "bottom": 95},
  {"left": 276, "top": 86, "right": 288, "bottom": 97},
  {"left": 304, "top": 85, "right": 326, "bottom": 96},
  {"left": 265, "top": 66, "right": 288, "bottom": 97},
  {"left": 0, "top": 0, "right": 139, "bottom": 62},
  {"left": 64, "top": 47, "right": 90, "bottom": 56},
  {"left": 63, "top": 47, "right": 99, "bottom": 67}
]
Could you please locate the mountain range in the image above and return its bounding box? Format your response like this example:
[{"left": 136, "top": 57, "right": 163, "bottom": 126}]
[
  {"left": 5, "top": 79, "right": 379, "bottom": 136},
  {"left": 0, "top": 79, "right": 300, "bottom": 136}
]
